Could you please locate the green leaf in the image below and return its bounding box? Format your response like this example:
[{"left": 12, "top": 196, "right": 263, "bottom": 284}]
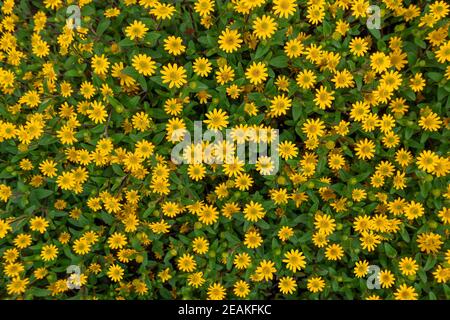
[
  {"left": 64, "top": 69, "right": 81, "bottom": 77},
  {"left": 119, "top": 38, "right": 135, "bottom": 47},
  {"left": 137, "top": 74, "right": 148, "bottom": 91},
  {"left": 384, "top": 243, "right": 397, "bottom": 258},
  {"left": 403, "top": 89, "right": 416, "bottom": 101},
  {"left": 145, "top": 31, "right": 161, "bottom": 45},
  {"left": 32, "top": 189, "right": 53, "bottom": 200},
  {"left": 292, "top": 101, "right": 301, "bottom": 121},
  {"left": 29, "top": 287, "right": 51, "bottom": 297},
  {"left": 369, "top": 28, "right": 381, "bottom": 40},
  {"left": 256, "top": 220, "right": 271, "bottom": 230},
  {"left": 254, "top": 44, "right": 270, "bottom": 60},
  {"left": 399, "top": 226, "right": 410, "bottom": 243},
  {"left": 269, "top": 56, "right": 288, "bottom": 68},
  {"left": 96, "top": 19, "right": 111, "bottom": 37},
  {"left": 148, "top": 108, "right": 169, "bottom": 120},
  {"left": 322, "top": 21, "right": 332, "bottom": 36},
  {"left": 152, "top": 132, "right": 166, "bottom": 145},
  {"left": 423, "top": 256, "right": 437, "bottom": 271},
  {"left": 414, "top": 37, "right": 426, "bottom": 49},
  {"left": 426, "top": 72, "right": 443, "bottom": 82},
  {"left": 224, "top": 232, "right": 240, "bottom": 245},
  {"left": 418, "top": 269, "right": 427, "bottom": 283},
  {"left": 99, "top": 212, "right": 114, "bottom": 225}
]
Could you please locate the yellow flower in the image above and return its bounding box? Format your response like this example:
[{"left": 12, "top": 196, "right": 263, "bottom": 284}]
[
  {"left": 13, "top": 234, "right": 32, "bottom": 249},
  {"left": 360, "top": 231, "right": 381, "bottom": 252},
  {"left": 158, "top": 268, "right": 172, "bottom": 282},
  {"left": 419, "top": 111, "right": 442, "bottom": 131},
  {"left": 204, "top": 108, "right": 229, "bottom": 131},
  {"left": 87, "top": 101, "right": 107, "bottom": 124},
  {"left": 91, "top": 54, "right": 110, "bottom": 75},
  {"left": 107, "top": 264, "right": 124, "bottom": 282},
  {"left": 0, "top": 184, "right": 12, "bottom": 203},
  {"left": 30, "top": 216, "right": 49, "bottom": 234},
  {"left": 314, "top": 86, "right": 335, "bottom": 110},
  {"left": 409, "top": 73, "right": 426, "bottom": 92},
  {"left": 193, "top": 57, "right": 212, "bottom": 77},
  {"left": 433, "top": 265, "right": 450, "bottom": 283},
  {"left": 194, "top": 0, "right": 215, "bottom": 17},
  {"left": 108, "top": 232, "right": 127, "bottom": 249},
  {"left": 255, "top": 259, "right": 277, "bottom": 281},
  {"left": 161, "top": 63, "right": 187, "bottom": 88},
  {"left": 328, "top": 153, "right": 345, "bottom": 170},
  {"left": 233, "top": 280, "right": 250, "bottom": 298},
  {"left": 245, "top": 61, "right": 268, "bottom": 85},
  {"left": 57, "top": 171, "right": 76, "bottom": 190},
  {"left": 332, "top": 69, "right": 354, "bottom": 88},
  {"left": 438, "top": 207, "right": 450, "bottom": 224},
  {"left": 307, "top": 276, "right": 325, "bottom": 293},
  {"left": 252, "top": 15, "right": 277, "bottom": 39},
  {"left": 417, "top": 232, "right": 443, "bottom": 254},
  {"left": 284, "top": 38, "right": 303, "bottom": 58},
  {"left": 314, "top": 213, "right": 336, "bottom": 235},
  {"left": 207, "top": 282, "right": 226, "bottom": 300},
  {"left": 187, "top": 272, "right": 205, "bottom": 288},
  {"left": 325, "top": 243, "right": 344, "bottom": 261},
  {"left": 416, "top": 150, "right": 438, "bottom": 173},
  {"left": 404, "top": 201, "right": 424, "bottom": 220},
  {"left": 40, "top": 244, "right": 58, "bottom": 261},
  {"left": 132, "top": 112, "right": 151, "bottom": 132},
  {"left": 0, "top": 219, "right": 11, "bottom": 240},
  {"left": 283, "top": 249, "right": 306, "bottom": 272},
  {"left": 243, "top": 200, "right": 266, "bottom": 222},
  {"left": 379, "top": 269, "right": 395, "bottom": 288},
  {"left": 7, "top": 277, "right": 29, "bottom": 295},
  {"left": 278, "top": 276, "right": 297, "bottom": 295},
  {"left": 269, "top": 94, "right": 292, "bottom": 117},
  {"left": 354, "top": 260, "right": 369, "bottom": 278},
  {"left": 163, "top": 36, "right": 186, "bottom": 56},
  {"left": 354, "top": 138, "right": 376, "bottom": 160},
  {"left": 394, "top": 284, "right": 418, "bottom": 300},
  {"left": 132, "top": 54, "right": 156, "bottom": 76},
  {"left": 177, "top": 253, "right": 196, "bottom": 272},
  {"left": 192, "top": 236, "right": 209, "bottom": 254},
  {"left": 302, "top": 118, "right": 325, "bottom": 139},
  {"left": 370, "top": 52, "right": 391, "bottom": 73},
  {"left": 435, "top": 41, "right": 450, "bottom": 63},
  {"left": 399, "top": 257, "right": 419, "bottom": 276},
  {"left": 278, "top": 226, "right": 294, "bottom": 241},
  {"left": 234, "top": 252, "right": 251, "bottom": 270},
  {"left": 244, "top": 230, "right": 262, "bottom": 249},
  {"left": 218, "top": 28, "right": 242, "bottom": 53},
  {"left": 125, "top": 20, "right": 148, "bottom": 40},
  {"left": 296, "top": 69, "right": 317, "bottom": 89},
  {"left": 307, "top": 5, "right": 325, "bottom": 25},
  {"left": 215, "top": 64, "right": 235, "bottom": 85},
  {"left": 150, "top": 3, "right": 176, "bottom": 20},
  {"left": 73, "top": 238, "right": 91, "bottom": 255},
  {"left": 198, "top": 204, "right": 219, "bottom": 225}
]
